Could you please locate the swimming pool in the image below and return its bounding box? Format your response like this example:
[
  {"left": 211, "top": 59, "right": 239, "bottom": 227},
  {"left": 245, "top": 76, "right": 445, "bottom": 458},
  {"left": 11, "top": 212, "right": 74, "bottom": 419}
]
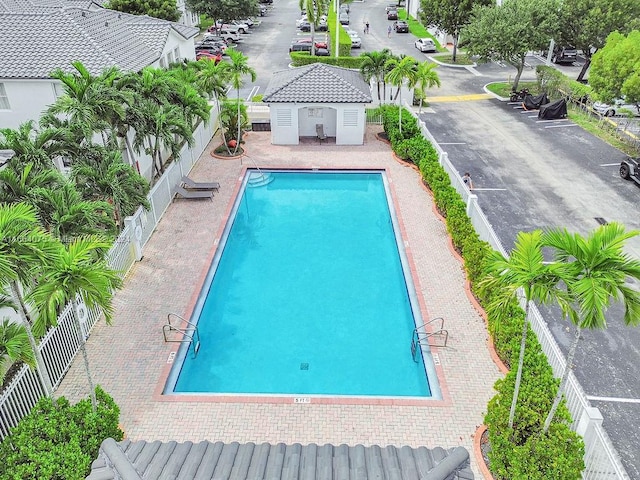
[{"left": 165, "top": 170, "right": 440, "bottom": 399}]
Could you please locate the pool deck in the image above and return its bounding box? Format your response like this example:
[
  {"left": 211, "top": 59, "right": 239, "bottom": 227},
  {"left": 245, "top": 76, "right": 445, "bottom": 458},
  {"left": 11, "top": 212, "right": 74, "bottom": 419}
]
[{"left": 57, "top": 127, "right": 502, "bottom": 477}]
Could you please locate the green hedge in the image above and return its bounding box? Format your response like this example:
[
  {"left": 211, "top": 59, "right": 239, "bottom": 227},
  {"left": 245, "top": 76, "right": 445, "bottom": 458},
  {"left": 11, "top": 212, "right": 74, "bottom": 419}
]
[
  {"left": 380, "top": 105, "right": 585, "bottom": 479},
  {"left": 328, "top": 1, "right": 352, "bottom": 57},
  {"left": 290, "top": 52, "right": 365, "bottom": 69},
  {"left": 0, "top": 386, "right": 123, "bottom": 479},
  {"left": 536, "top": 65, "right": 592, "bottom": 102}
]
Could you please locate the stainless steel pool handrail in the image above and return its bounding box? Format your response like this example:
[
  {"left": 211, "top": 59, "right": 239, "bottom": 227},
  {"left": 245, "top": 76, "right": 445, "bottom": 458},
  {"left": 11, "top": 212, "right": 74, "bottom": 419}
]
[
  {"left": 411, "top": 317, "right": 448, "bottom": 362},
  {"left": 163, "top": 313, "right": 201, "bottom": 358}
]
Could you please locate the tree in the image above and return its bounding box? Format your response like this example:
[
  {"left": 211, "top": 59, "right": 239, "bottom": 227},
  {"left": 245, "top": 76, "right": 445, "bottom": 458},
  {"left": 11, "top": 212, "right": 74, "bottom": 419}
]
[
  {"left": 360, "top": 49, "right": 393, "bottom": 102},
  {"left": 464, "top": 0, "right": 560, "bottom": 90},
  {"left": 0, "top": 121, "right": 67, "bottom": 172},
  {"left": 419, "top": 0, "right": 493, "bottom": 62},
  {"left": 480, "top": 231, "right": 565, "bottom": 430},
  {"left": 556, "top": 0, "right": 640, "bottom": 82},
  {"left": 184, "top": 0, "right": 259, "bottom": 24},
  {"left": 540, "top": 223, "right": 640, "bottom": 432},
  {"left": 0, "top": 162, "right": 65, "bottom": 205},
  {"left": 413, "top": 61, "right": 441, "bottom": 113},
  {"left": 225, "top": 48, "right": 257, "bottom": 155},
  {"left": 105, "top": 0, "right": 181, "bottom": 22},
  {"left": 0, "top": 315, "right": 36, "bottom": 384},
  {"left": 385, "top": 56, "right": 418, "bottom": 133},
  {"left": 589, "top": 30, "right": 640, "bottom": 106},
  {"left": 300, "top": 0, "right": 328, "bottom": 55},
  {"left": 0, "top": 203, "right": 61, "bottom": 394},
  {"left": 29, "top": 237, "right": 123, "bottom": 411}
]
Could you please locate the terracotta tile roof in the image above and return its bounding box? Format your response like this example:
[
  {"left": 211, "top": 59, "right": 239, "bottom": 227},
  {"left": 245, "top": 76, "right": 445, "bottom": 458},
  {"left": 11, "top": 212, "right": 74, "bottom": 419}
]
[
  {"left": 0, "top": 0, "right": 198, "bottom": 79},
  {"left": 87, "top": 439, "right": 474, "bottom": 480},
  {"left": 262, "top": 63, "right": 372, "bottom": 104}
]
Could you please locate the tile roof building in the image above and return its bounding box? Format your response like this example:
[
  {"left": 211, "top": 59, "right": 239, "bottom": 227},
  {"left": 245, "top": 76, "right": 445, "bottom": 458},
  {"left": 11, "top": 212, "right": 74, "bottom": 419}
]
[
  {"left": 87, "top": 439, "right": 474, "bottom": 480},
  {"left": 262, "top": 63, "right": 372, "bottom": 146}
]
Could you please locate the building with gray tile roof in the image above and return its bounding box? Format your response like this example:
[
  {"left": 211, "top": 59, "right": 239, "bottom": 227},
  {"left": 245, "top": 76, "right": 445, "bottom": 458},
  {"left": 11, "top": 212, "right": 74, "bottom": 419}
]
[
  {"left": 87, "top": 439, "right": 474, "bottom": 480},
  {"left": 0, "top": 0, "right": 199, "bottom": 78},
  {"left": 263, "top": 63, "right": 372, "bottom": 104}
]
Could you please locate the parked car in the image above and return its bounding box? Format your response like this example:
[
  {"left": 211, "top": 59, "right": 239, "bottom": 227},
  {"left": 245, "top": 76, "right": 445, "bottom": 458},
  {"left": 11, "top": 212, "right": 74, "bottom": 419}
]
[
  {"left": 385, "top": 2, "right": 404, "bottom": 11},
  {"left": 315, "top": 48, "right": 330, "bottom": 56},
  {"left": 349, "top": 34, "right": 362, "bottom": 48},
  {"left": 259, "top": 0, "right": 272, "bottom": 4},
  {"left": 196, "top": 51, "right": 222, "bottom": 63},
  {"left": 198, "top": 39, "right": 228, "bottom": 53},
  {"left": 299, "top": 21, "right": 328, "bottom": 32},
  {"left": 551, "top": 45, "right": 577, "bottom": 64},
  {"left": 289, "top": 42, "right": 312, "bottom": 53},
  {"left": 415, "top": 38, "right": 436, "bottom": 52},
  {"left": 339, "top": 12, "right": 349, "bottom": 24},
  {"left": 620, "top": 156, "right": 640, "bottom": 185},
  {"left": 393, "top": 20, "right": 409, "bottom": 33},
  {"left": 259, "top": 5, "right": 267, "bottom": 16},
  {"left": 387, "top": 9, "right": 398, "bottom": 20},
  {"left": 593, "top": 99, "right": 640, "bottom": 117},
  {"left": 216, "top": 21, "right": 249, "bottom": 34},
  {"left": 217, "top": 28, "right": 241, "bottom": 42},
  {"left": 340, "top": 4, "right": 349, "bottom": 14},
  {"left": 292, "top": 38, "right": 328, "bottom": 49}
]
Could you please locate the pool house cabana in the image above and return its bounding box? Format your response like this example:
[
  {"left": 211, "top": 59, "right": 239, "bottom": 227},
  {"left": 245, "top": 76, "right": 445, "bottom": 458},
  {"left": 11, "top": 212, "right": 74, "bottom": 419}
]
[{"left": 262, "top": 63, "right": 372, "bottom": 145}]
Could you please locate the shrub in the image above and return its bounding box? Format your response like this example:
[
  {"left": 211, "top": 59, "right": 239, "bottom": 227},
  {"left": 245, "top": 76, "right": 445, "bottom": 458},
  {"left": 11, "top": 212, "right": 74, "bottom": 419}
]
[
  {"left": 220, "top": 100, "right": 249, "bottom": 142},
  {"left": 289, "top": 53, "right": 365, "bottom": 69},
  {"left": 0, "top": 386, "right": 123, "bottom": 480}
]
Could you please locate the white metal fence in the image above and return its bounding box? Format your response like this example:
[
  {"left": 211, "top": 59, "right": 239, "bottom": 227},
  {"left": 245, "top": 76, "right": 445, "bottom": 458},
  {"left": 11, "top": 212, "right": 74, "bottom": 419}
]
[
  {"left": 407, "top": 106, "right": 630, "bottom": 480},
  {"left": 0, "top": 114, "right": 216, "bottom": 441}
]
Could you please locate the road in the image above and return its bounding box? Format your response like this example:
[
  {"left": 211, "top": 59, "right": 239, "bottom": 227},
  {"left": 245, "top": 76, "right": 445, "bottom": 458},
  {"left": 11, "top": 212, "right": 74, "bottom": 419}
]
[{"left": 230, "top": 1, "right": 640, "bottom": 477}]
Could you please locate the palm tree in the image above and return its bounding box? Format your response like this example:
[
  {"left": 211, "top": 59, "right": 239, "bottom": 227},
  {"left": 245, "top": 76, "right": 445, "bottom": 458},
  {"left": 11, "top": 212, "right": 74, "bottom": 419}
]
[
  {"left": 28, "top": 236, "right": 123, "bottom": 411},
  {"left": 225, "top": 48, "right": 257, "bottom": 155},
  {"left": 72, "top": 147, "right": 150, "bottom": 230},
  {"left": 0, "top": 163, "right": 65, "bottom": 205},
  {"left": 385, "top": 56, "right": 418, "bottom": 133},
  {"left": 0, "top": 203, "right": 60, "bottom": 394},
  {"left": 0, "top": 316, "right": 36, "bottom": 384},
  {"left": 193, "top": 59, "right": 231, "bottom": 150},
  {"left": 360, "top": 49, "right": 393, "bottom": 102},
  {"left": 540, "top": 223, "right": 640, "bottom": 432},
  {"left": 168, "top": 81, "right": 211, "bottom": 129},
  {"left": 0, "top": 121, "right": 67, "bottom": 172},
  {"left": 413, "top": 61, "right": 441, "bottom": 113},
  {"left": 480, "top": 230, "right": 565, "bottom": 430},
  {"left": 300, "top": 0, "right": 327, "bottom": 55}
]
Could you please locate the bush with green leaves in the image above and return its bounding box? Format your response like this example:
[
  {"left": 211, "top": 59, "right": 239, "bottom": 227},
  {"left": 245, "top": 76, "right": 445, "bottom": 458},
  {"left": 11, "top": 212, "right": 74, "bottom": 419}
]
[
  {"left": 289, "top": 53, "right": 365, "bottom": 69},
  {"left": 536, "top": 65, "right": 593, "bottom": 103},
  {"left": 381, "top": 106, "right": 585, "bottom": 477},
  {"left": 0, "top": 386, "right": 123, "bottom": 480}
]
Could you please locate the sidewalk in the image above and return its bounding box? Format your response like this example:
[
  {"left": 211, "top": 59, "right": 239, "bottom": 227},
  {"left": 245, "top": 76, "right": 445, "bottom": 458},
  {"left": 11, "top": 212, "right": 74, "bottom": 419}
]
[{"left": 56, "top": 126, "right": 502, "bottom": 476}]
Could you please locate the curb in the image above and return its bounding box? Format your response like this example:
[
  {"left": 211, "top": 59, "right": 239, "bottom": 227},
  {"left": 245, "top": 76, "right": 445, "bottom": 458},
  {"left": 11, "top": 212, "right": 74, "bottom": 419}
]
[
  {"left": 473, "top": 425, "right": 495, "bottom": 480},
  {"left": 429, "top": 54, "right": 477, "bottom": 69},
  {"left": 210, "top": 145, "right": 245, "bottom": 160},
  {"left": 483, "top": 82, "right": 510, "bottom": 102}
]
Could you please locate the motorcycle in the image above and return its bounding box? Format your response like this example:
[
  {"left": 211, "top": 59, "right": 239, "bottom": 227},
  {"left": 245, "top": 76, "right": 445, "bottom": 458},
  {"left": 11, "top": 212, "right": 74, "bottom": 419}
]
[{"left": 509, "top": 88, "right": 530, "bottom": 102}]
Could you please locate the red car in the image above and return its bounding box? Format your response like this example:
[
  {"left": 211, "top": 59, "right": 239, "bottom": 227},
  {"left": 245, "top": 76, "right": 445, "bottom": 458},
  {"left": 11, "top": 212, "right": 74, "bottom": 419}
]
[
  {"left": 295, "top": 37, "right": 328, "bottom": 49},
  {"left": 196, "top": 51, "right": 222, "bottom": 63}
]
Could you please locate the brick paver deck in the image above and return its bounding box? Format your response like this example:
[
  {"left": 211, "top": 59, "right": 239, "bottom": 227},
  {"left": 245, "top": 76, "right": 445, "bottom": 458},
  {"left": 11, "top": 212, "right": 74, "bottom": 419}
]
[{"left": 57, "top": 126, "right": 502, "bottom": 477}]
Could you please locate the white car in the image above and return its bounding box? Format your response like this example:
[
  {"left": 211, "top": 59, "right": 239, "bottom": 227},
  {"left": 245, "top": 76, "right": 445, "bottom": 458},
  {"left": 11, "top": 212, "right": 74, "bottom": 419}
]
[
  {"left": 217, "top": 21, "right": 249, "bottom": 34},
  {"left": 593, "top": 99, "right": 640, "bottom": 117},
  {"left": 347, "top": 32, "right": 361, "bottom": 48},
  {"left": 415, "top": 38, "right": 436, "bottom": 53}
]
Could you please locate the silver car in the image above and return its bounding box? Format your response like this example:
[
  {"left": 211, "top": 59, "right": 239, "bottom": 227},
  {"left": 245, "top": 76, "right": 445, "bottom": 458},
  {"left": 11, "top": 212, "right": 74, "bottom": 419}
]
[
  {"left": 593, "top": 99, "right": 640, "bottom": 117},
  {"left": 415, "top": 38, "right": 436, "bottom": 53}
]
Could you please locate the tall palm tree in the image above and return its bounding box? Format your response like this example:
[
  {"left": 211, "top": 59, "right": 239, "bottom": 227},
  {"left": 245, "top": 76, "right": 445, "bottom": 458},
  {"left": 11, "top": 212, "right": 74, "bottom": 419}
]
[
  {"left": 413, "top": 61, "right": 441, "bottom": 113},
  {"left": 480, "top": 231, "right": 565, "bottom": 430},
  {"left": 0, "top": 121, "right": 67, "bottom": 172},
  {"left": 0, "top": 163, "right": 65, "bottom": 205},
  {"left": 541, "top": 223, "right": 640, "bottom": 432},
  {"left": 0, "top": 316, "right": 36, "bottom": 384},
  {"left": 225, "top": 48, "right": 257, "bottom": 155},
  {"left": 72, "top": 148, "right": 150, "bottom": 230},
  {"left": 300, "top": 0, "right": 327, "bottom": 55},
  {"left": 168, "top": 82, "right": 211, "bottom": 129},
  {"left": 193, "top": 59, "right": 232, "bottom": 150},
  {"left": 28, "top": 236, "right": 123, "bottom": 411},
  {"left": 49, "top": 62, "right": 127, "bottom": 148},
  {"left": 385, "top": 56, "right": 418, "bottom": 133},
  {"left": 360, "top": 49, "right": 393, "bottom": 102},
  {"left": 0, "top": 203, "right": 60, "bottom": 394}
]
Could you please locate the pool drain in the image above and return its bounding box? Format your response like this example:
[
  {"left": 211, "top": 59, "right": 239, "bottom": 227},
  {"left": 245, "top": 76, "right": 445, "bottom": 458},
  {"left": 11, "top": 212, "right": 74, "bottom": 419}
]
[{"left": 300, "top": 363, "right": 309, "bottom": 370}]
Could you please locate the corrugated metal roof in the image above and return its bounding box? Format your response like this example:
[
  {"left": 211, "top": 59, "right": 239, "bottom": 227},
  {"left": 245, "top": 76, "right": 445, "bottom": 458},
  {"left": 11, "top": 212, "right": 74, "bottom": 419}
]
[
  {"left": 0, "top": 0, "right": 198, "bottom": 78},
  {"left": 87, "top": 439, "right": 474, "bottom": 480},
  {"left": 262, "top": 63, "right": 372, "bottom": 104}
]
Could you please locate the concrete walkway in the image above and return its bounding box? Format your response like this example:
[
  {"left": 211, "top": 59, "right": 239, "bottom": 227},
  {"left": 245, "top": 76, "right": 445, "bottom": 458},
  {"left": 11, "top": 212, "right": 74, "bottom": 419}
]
[{"left": 57, "top": 126, "right": 502, "bottom": 477}]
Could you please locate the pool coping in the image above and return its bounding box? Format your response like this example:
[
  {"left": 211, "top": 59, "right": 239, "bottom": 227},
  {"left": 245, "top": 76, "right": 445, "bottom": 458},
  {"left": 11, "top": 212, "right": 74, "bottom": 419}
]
[{"left": 154, "top": 166, "right": 452, "bottom": 407}]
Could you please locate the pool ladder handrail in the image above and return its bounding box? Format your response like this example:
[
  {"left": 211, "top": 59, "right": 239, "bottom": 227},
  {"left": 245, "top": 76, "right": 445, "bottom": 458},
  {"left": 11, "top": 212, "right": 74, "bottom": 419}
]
[
  {"left": 411, "top": 317, "right": 448, "bottom": 362},
  {"left": 163, "top": 313, "right": 201, "bottom": 358}
]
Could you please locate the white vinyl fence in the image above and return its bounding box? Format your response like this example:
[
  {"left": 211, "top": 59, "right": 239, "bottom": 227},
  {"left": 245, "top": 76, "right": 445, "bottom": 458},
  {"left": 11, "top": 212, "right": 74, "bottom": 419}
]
[
  {"left": 406, "top": 106, "right": 630, "bottom": 480},
  {"left": 0, "top": 114, "right": 216, "bottom": 441}
]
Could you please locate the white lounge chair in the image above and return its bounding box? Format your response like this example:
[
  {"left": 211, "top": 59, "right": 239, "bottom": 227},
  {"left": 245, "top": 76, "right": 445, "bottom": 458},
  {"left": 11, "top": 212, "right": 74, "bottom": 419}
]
[{"left": 181, "top": 176, "right": 220, "bottom": 191}]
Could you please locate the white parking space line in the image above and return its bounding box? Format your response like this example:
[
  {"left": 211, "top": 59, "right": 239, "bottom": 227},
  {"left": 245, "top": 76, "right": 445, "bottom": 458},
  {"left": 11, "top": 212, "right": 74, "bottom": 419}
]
[
  {"left": 471, "top": 188, "right": 507, "bottom": 191},
  {"left": 528, "top": 115, "right": 538, "bottom": 118},
  {"left": 544, "top": 124, "right": 579, "bottom": 129},
  {"left": 600, "top": 163, "right": 621, "bottom": 167},
  {"left": 465, "top": 66, "right": 483, "bottom": 76},
  {"left": 586, "top": 395, "right": 640, "bottom": 404},
  {"left": 439, "top": 143, "right": 467, "bottom": 145},
  {"left": 536, "top": 118, "right": 569, "bottom": 123}
]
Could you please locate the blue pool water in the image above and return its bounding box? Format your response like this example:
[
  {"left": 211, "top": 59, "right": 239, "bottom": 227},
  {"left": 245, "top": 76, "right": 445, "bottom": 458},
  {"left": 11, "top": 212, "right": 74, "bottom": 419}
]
[{"left": 167, "top": 170, "right": 437, "bottom": 397}]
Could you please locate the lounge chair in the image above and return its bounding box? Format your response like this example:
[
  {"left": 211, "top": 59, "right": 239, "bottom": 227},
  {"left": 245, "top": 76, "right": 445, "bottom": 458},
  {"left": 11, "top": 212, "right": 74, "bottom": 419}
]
[
  {"left": 181, "top": 176, "right": 220, "bottom": 191},
  {"left": 174, "top": 186, "right": 214, "bottom": 201},
  {"left": 316, "top": 124, "right": 327, "bottom": 144}
]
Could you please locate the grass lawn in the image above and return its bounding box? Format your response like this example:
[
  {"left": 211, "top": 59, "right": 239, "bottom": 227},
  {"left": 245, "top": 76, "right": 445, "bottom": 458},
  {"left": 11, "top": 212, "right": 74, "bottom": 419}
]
[
  {"left": 485, "top": 81, "right": 539, "bottom": 97},
  {"left": 432, "top": 53, "right": 475, "bottom": 65},
  {"left": 569, "top": 108, "right": 639, "bottom": 156}
]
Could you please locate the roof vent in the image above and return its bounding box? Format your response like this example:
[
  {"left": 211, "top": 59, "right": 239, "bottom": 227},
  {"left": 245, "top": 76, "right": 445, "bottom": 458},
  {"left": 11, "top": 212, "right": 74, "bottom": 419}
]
[
  {"left": 81, "top": 11, "right": 85, "bottom": 16},
  {"left": 105, "top": 21, "right": 109, "bottom": 26}
]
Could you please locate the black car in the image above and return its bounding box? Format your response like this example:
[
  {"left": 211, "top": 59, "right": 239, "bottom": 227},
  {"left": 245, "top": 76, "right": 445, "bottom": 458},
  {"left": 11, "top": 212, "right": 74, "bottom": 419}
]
[
  {"left": 394, "top": 20, "right": 409, "bottom": 33},
  {"left": 552, "top": 45, "right": 578, "bottom": 64},
  {"left": 289, "top": 42, "right": 312, "bottom": 53},
  {"left": 259, "top": 0, "right": 272, "bottom": 4},
  {"left": 387, "top": 9, "right": 398, "bottom": 20},
  {"left": 259, "top": 4, "right": 267, "bottom": 15}
]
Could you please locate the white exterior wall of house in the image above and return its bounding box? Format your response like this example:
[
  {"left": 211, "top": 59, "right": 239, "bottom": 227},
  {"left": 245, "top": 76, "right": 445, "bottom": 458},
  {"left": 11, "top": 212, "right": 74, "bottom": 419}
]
[
  {"left": 0, "top": 80, "right": 59, "bottom": 130},
  {"left": 153, "top": 32, "right": 196, "bottom": 68},
  {"left": 176, "top": 0, "right": 199, "bottom": 27},
  {"left": 269, "top": 103, "right": 366, "bottom": 146}
]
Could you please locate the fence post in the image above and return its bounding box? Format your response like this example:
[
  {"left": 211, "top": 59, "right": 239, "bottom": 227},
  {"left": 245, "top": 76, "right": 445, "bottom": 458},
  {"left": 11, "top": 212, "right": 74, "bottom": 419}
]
[
  {"left": 576, "top": 406, "right": 603, "bottom": 437},
  {"left": 439, "top": 151, "right": 447, "bottom": 166},
  {"left": 124, "top": 214, "right": 143, "bottom": 262},
  {"left": 467, "top": 193, "right": 478, "bottom": 216}
]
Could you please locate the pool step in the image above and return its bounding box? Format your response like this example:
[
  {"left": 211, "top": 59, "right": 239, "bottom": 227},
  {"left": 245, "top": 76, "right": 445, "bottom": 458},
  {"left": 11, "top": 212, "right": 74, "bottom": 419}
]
[{"left": 247, "top": 172, "right": 274, "bottom": 187}]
